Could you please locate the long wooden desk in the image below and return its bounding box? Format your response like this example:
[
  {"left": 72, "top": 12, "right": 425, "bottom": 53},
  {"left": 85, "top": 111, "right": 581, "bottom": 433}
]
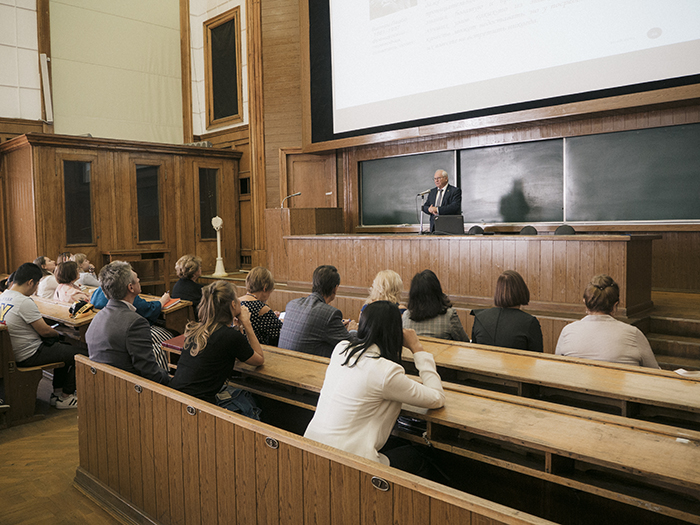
[
  {"left": 233, "top": 346, "right": 700, "bottom": 523},
  {"left": 33, "top": 295, "right": 193, "bottom": 342},
  {"left": 416, "top": 337, "right": 700, "bottom": 429}
]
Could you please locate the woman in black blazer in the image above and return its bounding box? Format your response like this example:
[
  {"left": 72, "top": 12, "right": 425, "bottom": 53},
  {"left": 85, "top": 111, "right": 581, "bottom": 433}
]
[{"left": 471, "top": 270, "right": 543, "bottom": 353}]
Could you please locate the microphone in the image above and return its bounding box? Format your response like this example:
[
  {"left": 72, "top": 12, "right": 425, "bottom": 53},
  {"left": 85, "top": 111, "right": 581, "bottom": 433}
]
[
  {"left": 280, "top": 192, "right": 301, "bottom": 208},
  {"left": 416, "top": 189, "right": 431, "bottom": 196}
]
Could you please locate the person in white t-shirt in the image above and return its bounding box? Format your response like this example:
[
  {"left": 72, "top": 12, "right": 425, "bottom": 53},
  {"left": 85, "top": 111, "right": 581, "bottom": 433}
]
[{"left": 0, "top": 263, "right": 88, "bottom": 409}]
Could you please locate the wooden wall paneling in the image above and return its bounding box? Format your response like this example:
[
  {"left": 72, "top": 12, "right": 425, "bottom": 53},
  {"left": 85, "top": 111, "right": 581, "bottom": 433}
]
[
  {"left": 215, "top": 417, "right": 237, "bottom": 524},
  {"left": 139, "top": 389, "right": 157, "bottom": 519},
  {"left": 75, "top": 354, "right": 90, "bottom": 473},
  {"left": 115, "top": 378, "right": 132, "bottom": 500},
  {"left": 198, "top": 405, "right": 218, "bottom": 525},
  {"left": 429, "top": 498, "right": 473, "bottom": 524},
  {"left": 234, "top": 424, "right": 258, "bottom": 524},
  {"left": 393, "top": 485, "right": 430, "bottom": 524},
  {"left": 114, "top": 153, "right": 135, "bottom": 250},
  {"left": 626, "top": 238, "right": 654, "bottom": 312},
  {"left": 539, "top": 240, "right": 554, "bottom": 303},
  {"left": 3, "top": 144, "right": 37, "bottom": 270},
  {"left": 166, "top": 396, "right": 186, "bottom": 525},
  {"left": 254, "top": 431, "right": 280, "bottom": 525},
  {"left": 282, "top": 150, "right": 337, "bottom": 209},
  {"left": 181, "top": 403, "right": 202, "bottom": 525},
  {"left": 0, "top": 118, "right": 44, "bottom": 143},
  {"left": 225, "top": 157, "right": 242, "bottom": 271},
  {"left": 179, "top": 0, "right": 193, "bottom": 144},
  {"left": 278, "top": 442, "right": 305, "bottom": 525},
  {"left": 565, "top": 241, "right": 581, "bottom": 306},
  {"left": 303, "top": 449, "right": 331, "bottom": 525},
  {"left": 359, "top": 470, "right": 393, "bottom": 525},
  {"left": 93, "top": 367, "right": 109, "bottom": 484},
  {"left": 127, "top": 154, "right": 171, "bottom": 251},
  {"left": 329, "top": 462, "right": 360, "bottom": 525},
  {"left": 153, "top": 390, "right": 171, "bottom": 522},
  {"left": 127, "top": 380, "right": 144, "bottom": 509},
  {"left": 193, "top": 158, "right": 224, "bottom": 273},
  {"left": 103, "top": 372, "right": 120, "bottom": 492}
]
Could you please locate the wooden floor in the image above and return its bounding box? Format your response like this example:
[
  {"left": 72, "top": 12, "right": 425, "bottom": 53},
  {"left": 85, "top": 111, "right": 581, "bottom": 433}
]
[
  {"left": 652, "top": 290, "right": 700, "bottom": 319},
  {"left": 0, "top": 378, "right": 119, "bottom": 525}
]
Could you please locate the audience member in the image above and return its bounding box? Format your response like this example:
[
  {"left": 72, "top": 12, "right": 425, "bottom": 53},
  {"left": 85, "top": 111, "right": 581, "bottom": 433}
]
[
  {"left": 170, "top": 281, "right": 264, "bottom": 418},
  {"left": 359, "top": 270, "right": 407, "bottom": 320},
  {"left": 555, "top": 274, "right": 660, "bottom": 368},
  {"left": 471, "top": 270, "right": 543, "bottom": 352},
  {"left": 304, "top": 301, "right": 444, "bottom": 468},
  {"left": 172, "top": 254, "right": 203, "bottom": 319},
  {"left": 86, "top": 261, "right": 171, "bottom": 384},
  {"left": 53, "top": 261, "right": 91, "bottom": 303},
  {"left": 33, "top": 255, "right": 58, "bottom": 299},
  {"left": 278, "top": 265, "right": 358, "bottom": 357},
  {"left": 402, "top": 270, "right": 469, "bottom": 341},
  {"left": 90, "top": 286, "right": 173, "bottom": 370},
  {"left": 56, "top": 252, "right": 73, "bottom": 264},
  {"left": 0, "top": 263, "right": 87, "bottom": 409},
  {"left": 73, "top": 253, "right": 100, "bottom": 287},
  {"left": 239, "top": 266, "right": 283, "bottom": 346}
]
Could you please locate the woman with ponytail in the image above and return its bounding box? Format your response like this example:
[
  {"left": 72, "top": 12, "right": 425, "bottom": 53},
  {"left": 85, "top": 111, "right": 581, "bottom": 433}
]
[
  {"left": 555, "top": 274, "right": 659, "bottom": 368},
  {"left": 170, "top": 281, "right": 264, "bottom": 416}
]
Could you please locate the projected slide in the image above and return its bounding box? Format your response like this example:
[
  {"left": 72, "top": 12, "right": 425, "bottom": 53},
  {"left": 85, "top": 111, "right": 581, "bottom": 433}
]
[{"left": 330, "top": 0, "right": 700, "bottom": 133}]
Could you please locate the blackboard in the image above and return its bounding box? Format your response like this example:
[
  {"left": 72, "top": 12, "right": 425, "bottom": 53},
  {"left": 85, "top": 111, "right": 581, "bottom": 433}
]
[
  {"left": 459, "top": 140, "right": 563, "bottom": 223},
  {"left": 565, "top": 124, "right": 700, "bottom": 221},
  {"left": 361, "top": 151, "right": 455, "bottom": 225}
]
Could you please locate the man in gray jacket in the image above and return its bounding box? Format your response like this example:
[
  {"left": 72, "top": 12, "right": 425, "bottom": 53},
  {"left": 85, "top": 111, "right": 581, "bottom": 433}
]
[{"left": 86, "top": 261, "right": 170, "bottom": 385}]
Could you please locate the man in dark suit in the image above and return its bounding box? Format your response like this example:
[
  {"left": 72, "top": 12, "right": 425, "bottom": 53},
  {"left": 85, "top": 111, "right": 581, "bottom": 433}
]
[
  {"left": 278, "top": 265, "right": 358, "bottom": 358},
  {"left": 422, "top": 169, "right": 462, "bottom": 232},
  {"left": 86, "top": 261, "right": 170, "bottom": 385}
]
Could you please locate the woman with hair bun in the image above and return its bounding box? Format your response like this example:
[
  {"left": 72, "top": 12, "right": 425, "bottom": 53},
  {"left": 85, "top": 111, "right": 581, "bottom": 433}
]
[
  {"left": 555, "top": 274, "right": 659, "bottom": 368},
  {"left": 170, "top": 281, "right": 264, "bottom": 417},
  {"left": 172, "top": 254, "right": 204, "bottom": 319},
  {"left": 471, "top": 270, "right": 543, "bottom": 352}
]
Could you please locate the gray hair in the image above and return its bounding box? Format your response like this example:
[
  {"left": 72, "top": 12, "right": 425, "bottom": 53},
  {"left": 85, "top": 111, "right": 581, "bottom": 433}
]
[
  {"left": 435, "top": 169, "right": 448, "bottom": 180},
  {"left": 99, "top": 261, "right": 135, "bottom": 300}
]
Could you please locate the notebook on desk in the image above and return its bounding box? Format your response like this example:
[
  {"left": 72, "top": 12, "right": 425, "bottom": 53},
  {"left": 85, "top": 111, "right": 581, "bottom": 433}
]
[{"left": 433, "top": 215, "right": 464, "bottom": 235}]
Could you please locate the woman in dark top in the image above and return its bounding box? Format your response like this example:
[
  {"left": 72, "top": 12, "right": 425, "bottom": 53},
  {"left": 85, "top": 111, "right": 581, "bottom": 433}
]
[
  {"left": 170, "top": 281, "right": 264, "bottom": 408},
  {"left": 239, "top": 266, "right": 283, "bottom": 346},
  {"left": 171, "top": 254, "right": 204, "bottom": 319},
  {"left": 471, "top": 270, "right": 543, "bottom": 352}
]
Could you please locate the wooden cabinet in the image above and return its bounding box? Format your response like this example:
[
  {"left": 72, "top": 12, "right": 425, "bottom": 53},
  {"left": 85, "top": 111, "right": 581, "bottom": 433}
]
[{"left": 0, "top": 133, "right": 241, "bottom": 280}]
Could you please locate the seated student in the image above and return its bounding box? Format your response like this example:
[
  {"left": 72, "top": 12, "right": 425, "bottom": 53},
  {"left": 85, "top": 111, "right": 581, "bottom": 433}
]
[
  {"left": 359, "top": 270, "right": 407, "bottom": 320},
  {"left": 73, "top": 253, "right": 100, "bottom": 287},
  {"left": 33, "top": 256, "right": 58, "bottom": 299},
  {"left": 278, "top": 265, "right": 358, "bottom": 358},
  {"left": 53, "top": 261, "right": 91, "bottom": 304},
  {"left": 172, "top": 254, "right": 203, "bottom": 319},
  {"left": 0, "top": 273, "right": 12, "bottom": 292},
  {"left": 239, "top": 266, "right": 283, "bottom": 346},
  {"left": 0, "top": 263, "right": 87, "bottom": 409},
  {"left": 304, "top": 301, "right": 444, "bottom": 467},
  {"left": 555, "top": 274, "right": 660, "bottom": 368},
  {"left": 402, "top": 270, "right": 469, "bottom": 342},
  {"left": 91, "top": 286, "right": 173, "bottom": 370},
  {"left": 471, "top": 270, "right": 543, "bottom": 352},
  {"left": 170, "top": 281, "right": 264, "bottom": 418},
  {"left": 86, "top": 262, "right": 171, "bottom": 385},
  {"left": 56, "top": 252, "right": 73, "bottom": 264}
]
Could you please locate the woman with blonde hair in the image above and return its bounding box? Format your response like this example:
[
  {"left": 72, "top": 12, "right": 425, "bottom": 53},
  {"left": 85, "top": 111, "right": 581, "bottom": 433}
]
[
  {"left": 555, "top": 274, "right": 659, "bottom": 368},
  {"left": 170, "top": 281, "right": 264, "bottom": 417},
  {"left": 33, "top": 255, "right": 58, "bottom": 299},
  {"left": 239, "top": 266, "right": 283, "bottom": 346},
  {"left": 172, "top": 254, "right": 203, "bottom": 318},
  {"left": 73, "top": 253, "right": 100, "bottom": 287},
  {"left": 360, "top": 270, "right": 407, "bottom": 319}
]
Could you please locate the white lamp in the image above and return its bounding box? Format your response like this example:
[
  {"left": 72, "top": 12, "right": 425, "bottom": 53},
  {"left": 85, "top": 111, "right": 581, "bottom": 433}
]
[{"left": 211, "top": 216, "right": 227, "bottom": 277}]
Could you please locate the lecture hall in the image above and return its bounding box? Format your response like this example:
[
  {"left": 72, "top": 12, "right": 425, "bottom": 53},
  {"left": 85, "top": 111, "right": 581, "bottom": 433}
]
[{"left": 1, "top": 1, "right": 700, "bottom": 524}]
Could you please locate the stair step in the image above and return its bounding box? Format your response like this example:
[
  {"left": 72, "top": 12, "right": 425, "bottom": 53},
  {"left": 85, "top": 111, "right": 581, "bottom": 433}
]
[
  {"left": 650, "top": 316, "right": 700, "bottom": 339},
  {"left": 647, "top": 333, "right": 700, "bottom": 358},
  {"left": 654, "top": 354, "right": 700, "bottom": 372}
]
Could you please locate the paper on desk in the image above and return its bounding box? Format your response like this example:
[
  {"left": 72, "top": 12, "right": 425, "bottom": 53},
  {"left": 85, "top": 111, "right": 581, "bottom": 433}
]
[{"left": 674, "top": 368, "right": 700, "bottom": 378}]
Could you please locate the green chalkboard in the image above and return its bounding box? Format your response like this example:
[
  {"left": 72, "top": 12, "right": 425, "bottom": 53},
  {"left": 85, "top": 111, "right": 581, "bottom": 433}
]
[
  {"left": 360, "top": 151, "right": 455, "bottom": 226},
  {"left": 459, "top": 140, "right": 563, "bottom": 223},
  {"left": 565, "top": 123, "right": 700, "bottom": 221}
]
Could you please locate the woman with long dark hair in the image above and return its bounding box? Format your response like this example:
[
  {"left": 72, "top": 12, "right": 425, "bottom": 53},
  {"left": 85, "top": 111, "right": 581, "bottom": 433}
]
[
  {"left": 170, "top": 281, "right": 265, "bottom": 416},
  {"left": 402, "top": 270, "right": 469, "bottom": 341},
  {"left": 304, "top": 301, "right": 444, "bottom": 466}
]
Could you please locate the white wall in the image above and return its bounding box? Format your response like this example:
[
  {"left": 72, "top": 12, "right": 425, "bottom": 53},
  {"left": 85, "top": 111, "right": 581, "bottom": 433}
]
[
  {"left": 189, "top": 0, "right": 248, "bottom": 137},
  {"left": 50, "top": 0, "right": 183, "bottom": 143},
  {"left": 0, "top": 0, "right": 42, "bottom": 121}
]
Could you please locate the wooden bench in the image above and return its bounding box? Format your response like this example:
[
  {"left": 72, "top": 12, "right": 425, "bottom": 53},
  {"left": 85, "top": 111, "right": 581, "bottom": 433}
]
[
  {"left": 231, "top": 346, "right": 700, "bottom": 523},
  {"left": 0, "top": 325, "right": 64, "bottom": 426},
  {"left": 73, "top": 354, "right": 553, "bottom": 525},
  {"left": 414, "top": 337, "right": 700, "bottom": 430}
]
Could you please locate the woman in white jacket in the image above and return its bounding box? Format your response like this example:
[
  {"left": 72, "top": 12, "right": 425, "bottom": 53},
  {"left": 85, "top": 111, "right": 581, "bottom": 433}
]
[{"left": 304, "top": 300, "right": 445, "bottom": 467}]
